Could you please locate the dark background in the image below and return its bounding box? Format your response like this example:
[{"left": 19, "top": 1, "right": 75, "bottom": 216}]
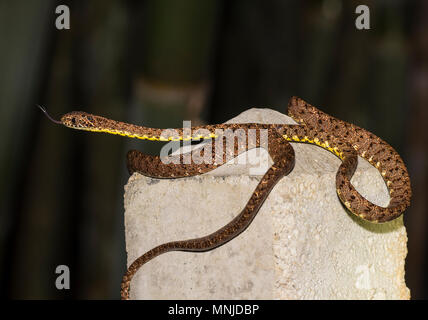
[{"left": 0, "top": 0, "right": 427, "bottom": 299}]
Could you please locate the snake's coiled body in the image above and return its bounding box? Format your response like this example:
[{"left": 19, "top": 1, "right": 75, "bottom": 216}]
[{"left": 54, "top": 96, "right": 411, "bottom": 299}]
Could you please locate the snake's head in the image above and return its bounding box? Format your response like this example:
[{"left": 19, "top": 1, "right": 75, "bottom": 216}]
[{"left": 61, "top": 111, "right": 97, "bottom": 130}]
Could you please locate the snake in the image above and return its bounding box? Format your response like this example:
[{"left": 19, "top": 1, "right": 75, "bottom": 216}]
[{"left": 39, "top": 96, "right": 412, "bottom": 300}]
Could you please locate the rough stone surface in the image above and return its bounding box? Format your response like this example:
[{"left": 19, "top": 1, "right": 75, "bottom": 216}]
[{"left": 124, "top": 108, "right": 409, "bottom": 300}]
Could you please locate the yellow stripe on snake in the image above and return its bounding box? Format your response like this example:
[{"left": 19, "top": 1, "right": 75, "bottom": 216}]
[{"left": 39, "top": 96, "right": 412, "bottom": 299}]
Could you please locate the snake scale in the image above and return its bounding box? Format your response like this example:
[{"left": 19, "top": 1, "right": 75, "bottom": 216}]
[{"left": 40, "top": 96, "right": 411, "bottom": 300}]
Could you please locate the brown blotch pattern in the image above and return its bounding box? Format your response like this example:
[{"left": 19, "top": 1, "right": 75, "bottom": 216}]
[{"left": 60, "top": 97, "right": 411, "bottom": 299}]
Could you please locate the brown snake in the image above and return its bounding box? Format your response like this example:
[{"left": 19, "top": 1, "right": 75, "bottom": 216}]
[{"left": 40, "top": 96, "right": 412, "bottom": 299}]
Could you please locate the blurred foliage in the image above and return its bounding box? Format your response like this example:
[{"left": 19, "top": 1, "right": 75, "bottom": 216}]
[{"left": 0, "top": 0, "right": 426, "bottom": 299}]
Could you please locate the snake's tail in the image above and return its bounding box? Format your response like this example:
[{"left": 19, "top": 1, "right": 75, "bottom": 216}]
[
  {"left": 121, "top": 131, "right": 294, "bottom": 300},
  {"left": 121, "top": 244, "right": 171, "bottom": 300},
  {"left": 120, "top": 165, "right": 289, "bottom": 300}
]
